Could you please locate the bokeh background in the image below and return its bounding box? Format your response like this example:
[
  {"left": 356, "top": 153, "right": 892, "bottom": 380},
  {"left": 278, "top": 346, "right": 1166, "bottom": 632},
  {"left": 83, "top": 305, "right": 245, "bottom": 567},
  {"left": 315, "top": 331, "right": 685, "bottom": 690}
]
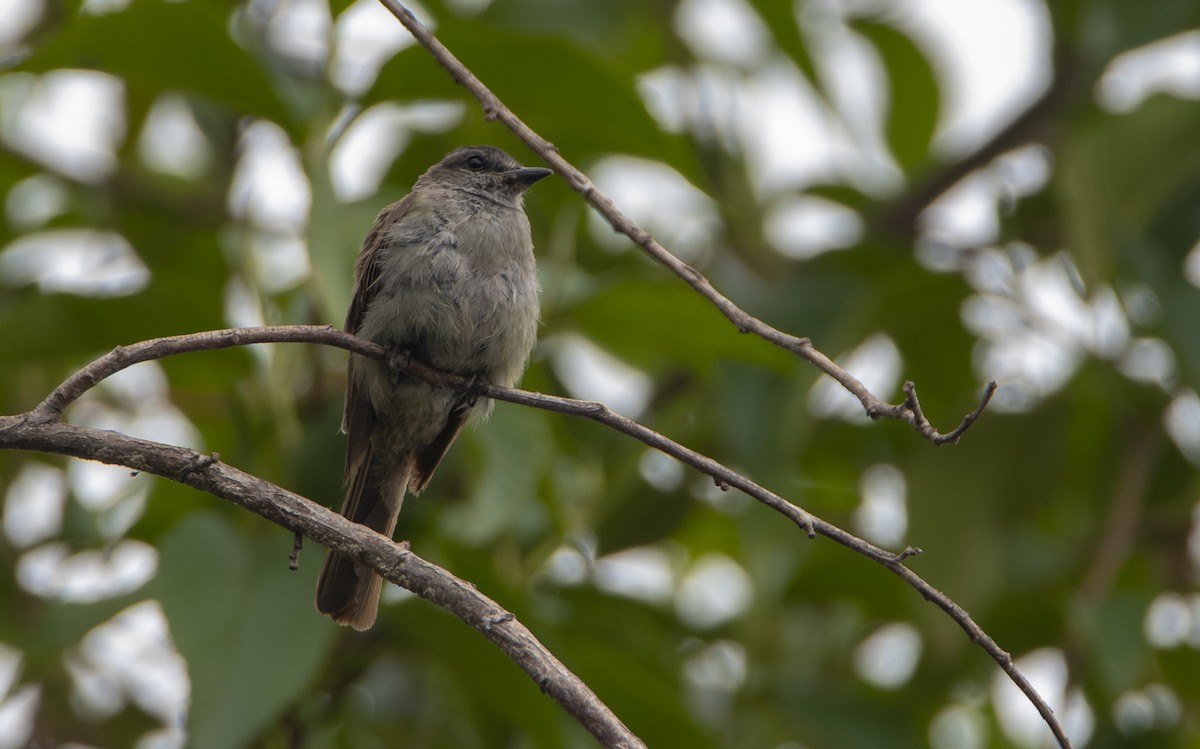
[{"left": 2, "top": 0, "right": 1199, "bottom": 747}]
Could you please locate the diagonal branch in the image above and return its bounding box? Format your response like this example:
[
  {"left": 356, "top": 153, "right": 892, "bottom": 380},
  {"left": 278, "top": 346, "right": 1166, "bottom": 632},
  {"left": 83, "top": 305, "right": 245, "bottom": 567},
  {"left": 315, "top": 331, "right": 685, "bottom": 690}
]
[
  {"left": 374, "top": 0, "right": 994, "bottom": 446},
  {"left": 0, "top": 414, "right": 645, "bottom": 749},
  {"left": 9, "top": 325, "right": 1068, "bottom": 747}
]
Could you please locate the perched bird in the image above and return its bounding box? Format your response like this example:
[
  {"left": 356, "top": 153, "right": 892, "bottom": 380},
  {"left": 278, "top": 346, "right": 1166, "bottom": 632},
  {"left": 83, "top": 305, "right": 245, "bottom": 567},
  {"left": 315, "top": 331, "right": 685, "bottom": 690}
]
[{"left": 316, "top": 146, "right": 551, "bottom": 630}]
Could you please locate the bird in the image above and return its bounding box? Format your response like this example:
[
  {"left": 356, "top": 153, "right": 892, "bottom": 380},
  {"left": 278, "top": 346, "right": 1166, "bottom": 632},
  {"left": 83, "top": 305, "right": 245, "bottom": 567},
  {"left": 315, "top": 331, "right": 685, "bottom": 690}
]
[{"left": 315, "top": 145, "right": 551, "bottom": 630}]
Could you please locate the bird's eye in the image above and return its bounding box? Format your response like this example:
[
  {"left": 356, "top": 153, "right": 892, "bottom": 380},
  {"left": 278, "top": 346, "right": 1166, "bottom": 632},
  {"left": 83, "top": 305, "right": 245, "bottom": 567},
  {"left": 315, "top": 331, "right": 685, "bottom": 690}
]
[{"left": 466, "top": 155, "right": 486, "bottom": 170}]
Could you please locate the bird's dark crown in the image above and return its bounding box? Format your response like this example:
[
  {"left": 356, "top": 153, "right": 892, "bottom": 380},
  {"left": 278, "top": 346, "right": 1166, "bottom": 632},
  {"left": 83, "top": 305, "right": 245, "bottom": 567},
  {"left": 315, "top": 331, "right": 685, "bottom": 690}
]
[
  {"left": 415, "top": 146, "right": 548, "bottom": 200},
  {"left": 435, "top": 145, "right": 523, "bottom": 175}
]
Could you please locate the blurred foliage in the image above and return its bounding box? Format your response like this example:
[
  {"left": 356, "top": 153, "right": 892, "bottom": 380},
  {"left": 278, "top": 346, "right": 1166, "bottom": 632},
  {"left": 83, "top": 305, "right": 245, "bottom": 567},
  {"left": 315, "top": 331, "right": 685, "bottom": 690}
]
[{"left": 2, "top": 0, "right": 1200, "bottom": 748}]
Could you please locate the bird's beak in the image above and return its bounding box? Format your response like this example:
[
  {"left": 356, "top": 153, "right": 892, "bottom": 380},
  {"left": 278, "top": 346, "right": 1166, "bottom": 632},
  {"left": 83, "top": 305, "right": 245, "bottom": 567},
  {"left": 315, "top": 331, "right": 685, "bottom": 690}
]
[{"left": 506, "top": 167, "right": 553, "bottom": 187}]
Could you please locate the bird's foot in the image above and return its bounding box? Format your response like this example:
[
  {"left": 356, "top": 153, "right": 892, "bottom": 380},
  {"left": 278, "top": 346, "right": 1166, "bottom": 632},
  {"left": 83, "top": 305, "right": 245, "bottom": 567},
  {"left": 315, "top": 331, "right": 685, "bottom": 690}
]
[
  {"left": 462, "top": 374, "right": 487, "bottom": 406},
  {"left": 385, "top": 345, "right": 414, "bottom": 386}
]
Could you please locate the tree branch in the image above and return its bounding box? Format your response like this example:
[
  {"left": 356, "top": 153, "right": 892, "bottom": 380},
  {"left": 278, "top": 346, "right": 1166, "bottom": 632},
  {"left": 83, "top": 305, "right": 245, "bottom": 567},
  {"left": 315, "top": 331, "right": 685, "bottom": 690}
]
[
  {"left": 374, "top": 0, "right": 995, "bottom": 446},
  {"left": 4, "top": 325, "right": 1070, "bottom": 747},
  {"left": 31, "top": 325, "right": 369, "bottom": 421},
  {"left": 0, "top": 413, "right": 645, "bottom": 749}
]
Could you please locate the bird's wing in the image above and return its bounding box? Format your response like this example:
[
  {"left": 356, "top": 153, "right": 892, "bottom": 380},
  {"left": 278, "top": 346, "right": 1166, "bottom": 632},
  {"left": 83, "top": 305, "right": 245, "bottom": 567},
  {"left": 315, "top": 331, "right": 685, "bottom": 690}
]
[
  {"left": 408, "top": 396, "right": 473, "bottom": 495},
  {"left": 342, "top": 197, "right": 412, "bottom": 478}
]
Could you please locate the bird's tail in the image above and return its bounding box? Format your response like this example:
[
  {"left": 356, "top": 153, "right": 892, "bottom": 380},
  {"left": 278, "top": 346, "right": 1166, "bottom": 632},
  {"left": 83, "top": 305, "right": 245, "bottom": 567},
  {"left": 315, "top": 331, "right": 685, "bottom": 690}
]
[{"left": 315, "top": 447, "right": 408, "bottom": 631}]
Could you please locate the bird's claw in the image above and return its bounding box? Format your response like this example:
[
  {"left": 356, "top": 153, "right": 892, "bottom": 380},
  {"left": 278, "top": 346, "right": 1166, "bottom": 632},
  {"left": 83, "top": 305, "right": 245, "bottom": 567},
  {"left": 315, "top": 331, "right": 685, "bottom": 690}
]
[
  {"left": 386, "top": 345, "right": 413, "bottom": 386},
  {"left": 462, "top": 374, "right": 486, "bottom": 405}
]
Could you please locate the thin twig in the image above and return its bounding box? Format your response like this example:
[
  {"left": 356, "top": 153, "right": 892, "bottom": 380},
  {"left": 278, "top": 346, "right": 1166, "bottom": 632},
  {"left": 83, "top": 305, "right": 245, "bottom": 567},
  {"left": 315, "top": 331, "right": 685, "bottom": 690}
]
[
  {"left": 902, "top": 380, "right": 999, "bottom": 445},
  {"left": 31, "top": 325, "right": 365, "bottom": 420},
  {"left": 289, "top": 531, "right": 304, "bottom": 571},
  {"left": 374, "top": 0, "right": 993, "bottom": 447}
]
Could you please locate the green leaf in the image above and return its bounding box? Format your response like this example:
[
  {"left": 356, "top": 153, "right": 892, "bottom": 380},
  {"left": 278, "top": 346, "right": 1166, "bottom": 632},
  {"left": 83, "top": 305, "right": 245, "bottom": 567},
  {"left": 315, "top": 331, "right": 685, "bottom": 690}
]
[
  {"left": 0, "top": 220, "right": 231, "bottom": 402},
  {"left": 369, "top": 26, "right": 695, "bottom": 176},
  {"left": 1065, "top": 2, "right": 1200, "bottom": 59},
  {"left": 1056, "top": 97, "right": 1200, "bottom": 389},
  {"left": 437, "top": 405, "right": 553, "bottom": 546},
  {"left": 306, "top": 162, "right": 379, "bottom": 325},
  {"left": 744, "top": 0, "right": 819, "bottom": 85},
  {"left": 478, "top": 0, "right": 669, "bottom": 71},
  {"left": 1057, "top": 96, "right": 1200, "bottom": 280},
  {"left": 19, "top": 2, "right": 293, "bottom": 130},
  {"left": 852, "top": 19, "right": 940, "bottom": 173},
  {"left": 565, "top": 280, "right": 792, "bottom": 374},
  {"left": 149, "top": 512, "right": 337, "bottom": 749},
  {"left": 393, "top": 595, "right": 571, "bottom": 747}
]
